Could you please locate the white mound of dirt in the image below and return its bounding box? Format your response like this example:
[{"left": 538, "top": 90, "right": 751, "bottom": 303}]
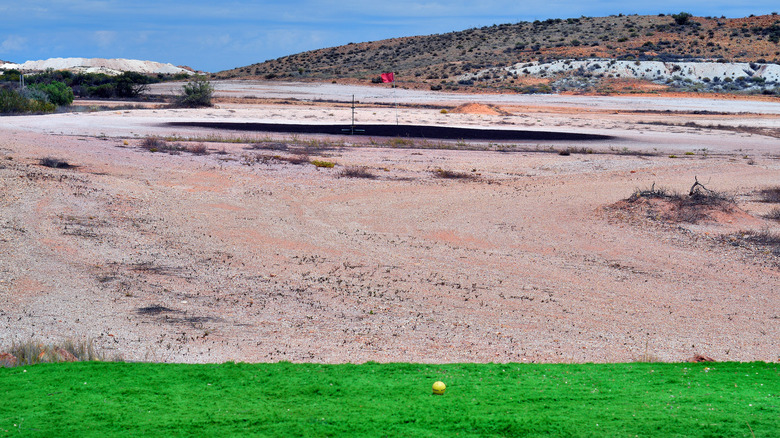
[
  {"left": 0, "top": 57, "right": 194, "bottom": 75},
  {"left": 493, "top": 59, "right": 780, "bottom": 84}
]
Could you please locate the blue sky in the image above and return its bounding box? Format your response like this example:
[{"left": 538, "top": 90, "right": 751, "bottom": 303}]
[{"left": 1, "top": 1, "right": 778, "bottom": 72}]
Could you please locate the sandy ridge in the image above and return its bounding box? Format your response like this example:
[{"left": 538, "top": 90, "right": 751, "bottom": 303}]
[{"left": 0, "top": 57, "right": 193, "bottom": 75}]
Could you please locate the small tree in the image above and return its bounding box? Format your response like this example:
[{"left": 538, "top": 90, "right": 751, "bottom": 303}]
[
  {"left": 177, "top": 76, "right": 214, "bottom": 107},
  {"left": 114, "top": 72, "right": 151, "bottom": 98},
  {"left": 0, "top": 87, "right": 56, "bottom": 113},
  {"left": 0, "top": 69, "right": 22, "bottom": 82},
  {"left": 672, "top": 12, "right": 692, "bottom": 25},
  {"left": 29, "top": 81, "right": 74, "bottom": 106}
]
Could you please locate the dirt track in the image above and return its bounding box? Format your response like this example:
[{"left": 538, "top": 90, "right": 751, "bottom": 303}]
[{"left": 1, "top": 82, "right": 779, "bottom": 364}]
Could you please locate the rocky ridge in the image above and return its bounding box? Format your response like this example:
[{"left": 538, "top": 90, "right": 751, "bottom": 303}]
[{"left": 464, "top": 59, "right": 780, "bottom": 93}]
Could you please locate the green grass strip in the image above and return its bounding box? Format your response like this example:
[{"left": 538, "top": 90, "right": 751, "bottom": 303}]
[{"left": 1, "top": 361, "right": 777, "bottom": 437}]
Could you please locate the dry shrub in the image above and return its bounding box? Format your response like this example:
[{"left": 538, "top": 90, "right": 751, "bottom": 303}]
[
  {"left": 623, "top": 182, "right": 734, "bottom": 224},
  {"left": 689, "top": 354, "right": 716, "bottom": 363},
  {"left": 765, "top": 207, "right": 780, "bottom": 221},
  {"left": 727, "top": 229, "right": 780, "bottom": 260},
  {"left": 432, "top": 168, "right": 476, "bottom": 180},
  {"left": 0, "top": 352, "right": 17, "bottom": 367},
  {"left": 187, "top": 143, "right": 209, "bottom": 155},
  {"left": 737, "top": 229, "right": 780, "bottom": 247},
  {"left": 627, "top": 184, "right": 673, "bottom": 201},
  {"left": 338, "top": 166, "right": 376, "bottom": 179},
  {"left": 758, "top": 186, "right": 780, "bottom": 203},
  {"left": 242, "top": 153, "right": 310, "bottom": 166},
  {"left": 3, "top": 339, "right": 118, "bottom": 366},
  {"left": 140, "top": 136, "right": 165, "bottom": 151},
  {"left": 279, "top": 154, "right": 311, "bottom": 165},
  {"left": 39, "top": 157, "right": 73, "bottom": 169},
  {"left": 139, "top": 137, "right": 190, "bottom": 154},
  {"left": 250, "top": 142, "right": 288, "bottom": 151},
  {"left": 674, "top": 190, "right": 733, "bottom": 223}
]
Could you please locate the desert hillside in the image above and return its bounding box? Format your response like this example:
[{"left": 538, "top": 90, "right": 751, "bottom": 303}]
[{"left": 217, "top": 13, "right": 780, "bottom": 93}]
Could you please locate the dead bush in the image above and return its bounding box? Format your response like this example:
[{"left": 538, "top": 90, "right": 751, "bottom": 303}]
[
  {"left": 728, "top": 229, "right": 780, "bottom": 258},
  {"left": 250, "top": 142, "right": 288, "bottom": 151},
  {"left": 338, "top": 166, "right": 376, "bottom": 179},
  {"left": 624, "top": 179, "right": 734, "bottom": 223},
  {"left": 139, "top": 137, "right": 186, "bottom": 154},
  {"left": 278, "top": 154, "right": 311, "bottom": 165},
  {"left": 140, "top": 136, "right": 165, "bottom": 151},
  {"left": 187, "top": 143, "right": 209, "bottom": 155},
  {"left": 39, "top": 157, "right": 73, "bottom": 169},
  {"left": 758, "top": 186, "right": 780, "bottom": 203},
  {"left": 3, "top": 338, "right": 119, "bottom": 366},
  {"left": 242, "top": 153, "right": 310, "bottom": 166},
  {"left": 627, "top": 183, "right": 673, "bottom": 201},
  {"left": 764, "top": 207, "right": 780, "bottom": 221},
  {"left": 432, "top": 168, "right": 477, "bottom": 180},
  {"left": 689, "top": 354, "right": 716, "bottom": 363},
  {"left": 738, "top": 229, "right": 780, "bottom": 247}
]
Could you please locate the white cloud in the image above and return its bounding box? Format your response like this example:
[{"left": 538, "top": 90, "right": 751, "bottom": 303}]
[
  {"left": 0, "top": 35, "right": 27, "bottom": 53},
  {"left": 5, "top": 0, "right": 780, "bottom": 72},
  {"left": 93, "top": 30, "right": 117, "bottom": 47},
  {"left": 134, "top": 31, "right": 152, "bottom": 44}
]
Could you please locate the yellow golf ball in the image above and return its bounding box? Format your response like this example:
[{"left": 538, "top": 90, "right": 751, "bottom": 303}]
[{"left": 432, "top": 381, "right": 446, "bottom": 395}]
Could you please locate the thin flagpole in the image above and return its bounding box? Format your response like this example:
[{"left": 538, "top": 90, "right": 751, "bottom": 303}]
[{"left": 394, "top": 72, "right": 398, "bottom": 125}]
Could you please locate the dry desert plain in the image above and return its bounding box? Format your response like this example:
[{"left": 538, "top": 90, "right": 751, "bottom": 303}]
[{"left": 1, "top": 81, "right": 779, "bottom": 364}]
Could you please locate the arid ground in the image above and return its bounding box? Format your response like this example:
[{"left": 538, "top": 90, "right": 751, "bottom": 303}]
[{"left": 1, "top": 81, "right": 778, "bottom": 364}]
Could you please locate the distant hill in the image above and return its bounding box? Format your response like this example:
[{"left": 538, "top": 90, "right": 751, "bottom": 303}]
[
  {"left": 0, "top": 57, "right": 194, "bottom": 76},
  {"left": 216, "top": 13, "right": 780, "bottom": 93}
]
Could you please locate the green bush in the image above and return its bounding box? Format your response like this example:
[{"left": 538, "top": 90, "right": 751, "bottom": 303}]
[
  {"left": 26, "top": 70, "right": 158, "bottom": 99},
  {"left": 21, "top": 87, "right": 50, "bottom": 103},
  {"left": 0, "top": 68, "right": 22, "bottom": 82},
  {"left": 86, "top": 83, "right": 116, "bottom": 98},
  {"left": 0, "top": 88, "right": 30, "bottom": 112},
  {"left": 177, "top": 76, "right": 214, "bottom": 107},
  {"left": 0, "top": 87, "right": 56, "bottom": 113},
  {"left": 311, "top": 159, "right": 336, "bottom": 168},
  {"left": 672, "top": 12, "right": 693, "bottom": 25},
  {"left": 30, "top": 81, "right": 74, "bottom": 106},
  {"left": 114, "top": 72, "right": 152, "bottom": 98}
]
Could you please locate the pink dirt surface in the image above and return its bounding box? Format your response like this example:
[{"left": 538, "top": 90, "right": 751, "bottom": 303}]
[{"left": 1, "top": 82, "right": 779, "bottom": 364}]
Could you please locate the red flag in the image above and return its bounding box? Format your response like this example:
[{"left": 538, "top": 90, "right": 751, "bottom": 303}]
[{"left": 381, "top": 72, "right": 394, "bottom": 83}]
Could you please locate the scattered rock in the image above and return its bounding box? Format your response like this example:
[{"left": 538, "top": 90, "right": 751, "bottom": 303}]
[
  {"left": 690, "top": 354, "right": 716, "bottom": 362},
  {"left": 0, "top": 352, "right": 18, "bottom": 367},
  {"left": 55, "top": 348, "right": 79, "bottom": 362}
]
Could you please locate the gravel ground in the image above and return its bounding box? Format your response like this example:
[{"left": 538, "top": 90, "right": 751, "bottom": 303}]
[{"left": 1, "top": 83, "right": 779, "bottom": 364}]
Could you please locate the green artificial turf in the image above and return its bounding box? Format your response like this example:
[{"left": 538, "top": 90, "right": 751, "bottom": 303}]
[{"left": 1, "top": 361, "right": 777, "bottom": 437}]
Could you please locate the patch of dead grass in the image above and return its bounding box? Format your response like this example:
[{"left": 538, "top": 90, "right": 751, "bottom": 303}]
[{"left": 613, "top": 183, "right": 736, "bottom": 224}]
